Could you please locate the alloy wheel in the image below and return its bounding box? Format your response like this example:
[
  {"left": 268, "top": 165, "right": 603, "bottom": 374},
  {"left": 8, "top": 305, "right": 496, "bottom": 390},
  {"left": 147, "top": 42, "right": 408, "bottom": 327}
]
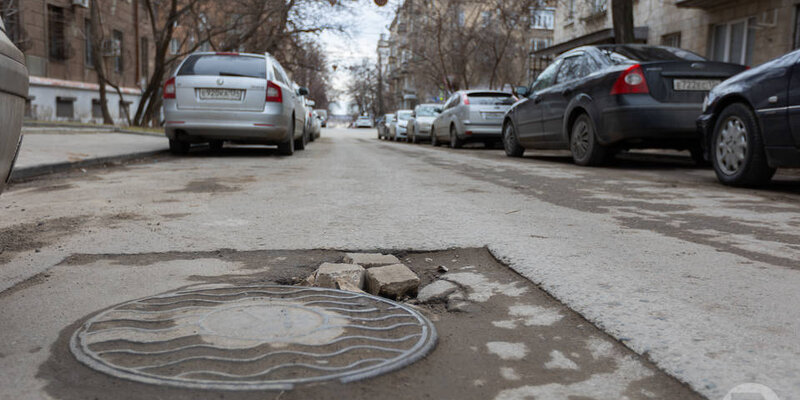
[
  {"left": 715, "top": 116, "right": 748, "bottom": 175},
  {"left": 570, "top": 119, "right": 591, "bottom": 160}
]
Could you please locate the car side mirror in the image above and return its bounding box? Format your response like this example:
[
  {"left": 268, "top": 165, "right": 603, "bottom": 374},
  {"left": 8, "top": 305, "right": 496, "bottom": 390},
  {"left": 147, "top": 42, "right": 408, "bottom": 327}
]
[
  {"left": 515, "top": 86, "right": 530, "bottom": 98},
  {"left": 411, "top": 112, "right": 416, "bottom": 117},
  {"left": 435, "top": 108, "right": 443, "bottom": 113},
  {"left": 298, "top": 87, "right": 309, "bottom": 96}
]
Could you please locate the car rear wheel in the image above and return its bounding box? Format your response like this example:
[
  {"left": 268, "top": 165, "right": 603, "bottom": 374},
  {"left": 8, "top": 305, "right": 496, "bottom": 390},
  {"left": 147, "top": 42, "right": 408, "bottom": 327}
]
[
  {"left": 711, "top": 103, "right": 775, "bottom": 186},
  {"left": 278, "top": 123, "right": 295, "bottom": 156},
  {"left": 431, "top": 129, "right": 439, "bottom": 146},
  {"left": 295, "top": 128, "right": 307, "bottom": 151},
  {"left": 570, "top": 113, "right": 607, "bottom": 166},
  {"left": 449, "top": 125, "right": 463, "bottom": 149},
  {"left": 169, "top": 139, "right": 190, "bottom": 156},
  {"left": 503, "top": 122, "right": 524, "bottom": 157}
]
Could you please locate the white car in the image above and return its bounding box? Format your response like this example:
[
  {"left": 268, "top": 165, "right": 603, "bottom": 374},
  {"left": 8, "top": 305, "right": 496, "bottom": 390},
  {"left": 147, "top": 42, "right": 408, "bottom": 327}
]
[
  {"left": 0, "top": 17, "right": 28, "bottom": 194},
  {"left": 163, "top": 52, "right": 308, "bottom": 156},
  {"left": 355, "top": 116, "right": 374, "bottom": 128}
]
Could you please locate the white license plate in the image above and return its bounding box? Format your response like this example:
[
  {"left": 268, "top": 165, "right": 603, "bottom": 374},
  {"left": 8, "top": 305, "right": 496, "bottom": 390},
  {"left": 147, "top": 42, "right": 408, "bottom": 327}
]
[
  {"left": 198, "top": 88, "right": 243, "bottom": 100},
  {"left": 482, "top": 112, "right": 504, "bottom": 120},
  {"left": 673, "top": 79, "right": 721, "bottom": 91}
]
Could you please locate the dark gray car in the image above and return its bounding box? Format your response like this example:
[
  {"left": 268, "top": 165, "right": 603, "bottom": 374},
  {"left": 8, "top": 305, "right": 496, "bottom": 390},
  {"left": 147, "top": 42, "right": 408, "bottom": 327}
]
[
  {"left": 0, "top": 17, "right": 28, "bottom": 195},
  {"left": 431, "top": 90, "right": 516, "bottom": 148}
]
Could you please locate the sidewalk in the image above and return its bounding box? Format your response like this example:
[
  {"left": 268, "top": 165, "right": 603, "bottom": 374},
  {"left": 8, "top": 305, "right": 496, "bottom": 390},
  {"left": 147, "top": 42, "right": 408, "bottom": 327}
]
[{"left": 10, "top": 126, "right": 169, "bottom": 181}]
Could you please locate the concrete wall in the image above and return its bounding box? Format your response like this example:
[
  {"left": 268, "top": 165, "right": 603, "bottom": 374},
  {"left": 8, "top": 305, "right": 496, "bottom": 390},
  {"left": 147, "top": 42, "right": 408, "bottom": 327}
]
[{"left": 28, "top": 78, "right": 142, "bottom": 125}]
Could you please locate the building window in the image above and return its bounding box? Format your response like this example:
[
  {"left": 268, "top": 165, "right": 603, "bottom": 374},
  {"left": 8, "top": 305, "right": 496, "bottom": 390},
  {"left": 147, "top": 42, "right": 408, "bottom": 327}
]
[
  {"left": 85, "top": 19, "right": 93, "bottom": 67},
  {"left": 592, "top": 0, "right": 607, "bottom": 14},
  {"left": 481, "top": 11, "right": 491, "bottom": 27},
  {"left": 1, "top": 0, "right": 23, "bottom": 49},
  {"left": 140, "top": 37, "right": 149, "bottom": 79},
  {"left": 531, "top": 37, "right": 552, "bottom": 52},
  {"left": 25, "top": 98, "right": 33, "bottom": 118},
  {"left": 711, "top": 18, "right": 756, "bottom": 65},
  {"left": 661, "top": 32, "right": 681, "bottom": 48},
  {"left": 91, "top": 99, "right": 103, "bottom": 119},
  {"left": 113, "top": 30, "right": 123, "bottom": 73},
  {"left": 56, "top": 97, "right": 75, "bottom": 119},
  {"left": 169, "top": 38, "right": 180, "bottom": 55},
  {"left": 48, "top": 5, "right": 67, "bottom": 61},
  {"left": 457, "top": 10, "right": 465, "bottom": 27},
  {"left": 531, "top": 8, "right": 554, "bottom": 30}
]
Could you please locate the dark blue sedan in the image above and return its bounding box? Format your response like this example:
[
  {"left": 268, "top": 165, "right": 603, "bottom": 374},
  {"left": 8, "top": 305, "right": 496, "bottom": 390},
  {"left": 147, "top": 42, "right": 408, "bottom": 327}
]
[{"left": 698, "top": 49, "right": 800, "bottom": 186}]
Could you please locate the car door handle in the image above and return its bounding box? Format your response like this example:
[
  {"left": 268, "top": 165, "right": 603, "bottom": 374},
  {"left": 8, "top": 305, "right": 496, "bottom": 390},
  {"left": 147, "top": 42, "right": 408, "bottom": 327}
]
[{"left": 533, "top": 95, "right": 543, "bottom": 104}]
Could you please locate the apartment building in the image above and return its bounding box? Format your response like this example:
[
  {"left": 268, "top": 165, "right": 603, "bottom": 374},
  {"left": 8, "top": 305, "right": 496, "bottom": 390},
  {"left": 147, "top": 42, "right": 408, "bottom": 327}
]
[
  {"left": 541, "top": 0, "right": 799, "bottom": 68},
  {"left": 382, "top": 0, "right": 555, "bottom": 109},
  {"left": 1, "top": 0, "right": 152, "bottom": 123}
]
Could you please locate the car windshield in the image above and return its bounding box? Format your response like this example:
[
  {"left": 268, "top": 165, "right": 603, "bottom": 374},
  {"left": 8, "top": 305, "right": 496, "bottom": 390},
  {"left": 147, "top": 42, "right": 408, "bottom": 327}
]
[
  {"left": 416, "top": 106, "right": 438, "bottom": 116},
  {"left": 177, "top": 54, "right": 267, "bottom": 78},
  {"left": 467, "top": 93, "right": 515, "bottom": 105},
  {"left": 597, "top": 46, "right": 706, "bottom": 64},
  {"left": 397, "top": 111, "right": 413, "bottom": 120}
]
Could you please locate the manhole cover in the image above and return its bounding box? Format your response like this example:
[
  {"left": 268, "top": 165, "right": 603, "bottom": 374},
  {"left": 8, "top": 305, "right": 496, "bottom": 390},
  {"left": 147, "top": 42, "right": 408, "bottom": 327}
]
[{"left": 70, "top": 285, "right": 437, "bottom": 390}]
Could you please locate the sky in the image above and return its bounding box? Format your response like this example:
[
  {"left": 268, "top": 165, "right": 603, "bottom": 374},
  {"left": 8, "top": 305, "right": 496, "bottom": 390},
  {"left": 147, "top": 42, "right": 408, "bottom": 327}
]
[{"left": 318, "top": 0, "right": 400, "bottom": 114}]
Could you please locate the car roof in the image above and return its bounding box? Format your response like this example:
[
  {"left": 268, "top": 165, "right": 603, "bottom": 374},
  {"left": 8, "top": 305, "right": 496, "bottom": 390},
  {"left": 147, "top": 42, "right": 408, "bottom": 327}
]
[{"left": 461, "top": 90, "right": 511, "bottom": 95}]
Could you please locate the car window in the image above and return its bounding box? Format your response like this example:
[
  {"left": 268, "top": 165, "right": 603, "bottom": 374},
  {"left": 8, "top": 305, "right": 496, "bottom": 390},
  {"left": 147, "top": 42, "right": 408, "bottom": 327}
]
[
  {"left": 273, "top": 61, "right": 291, "bottom": 85},
  {"left": 416, "top": 105, "right": 439, "bottom": 116},
  {"left": 531, "top": 59, "right": 562, "bottom": 92},
  {"left": 467, "top": 92, "right": 515, "bottom": 105},
  {"left": 398, "top": 111, "right": 413, "bottom": 120},
  {"left": 178, "top": 55, "right": 267, "bottom": 79},
  {"left": 555, "top": 55, "right": 590, "bottom": 84},
  {"left": 597, "top": 45, "right": 706, "bottom": 64}
]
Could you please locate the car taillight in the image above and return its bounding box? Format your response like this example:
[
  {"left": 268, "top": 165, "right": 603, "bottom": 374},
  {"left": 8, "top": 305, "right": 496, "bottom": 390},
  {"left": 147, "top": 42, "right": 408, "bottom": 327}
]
[
  {"left": 163, "top": 77, "right": 176, "bottom": 99},
  {"left": 610, "top": 64, "right": 649, "bottom": 95},
  {"left": 462, "top": 93, "right": 470, "bottom": 105},
  {"left": 266, "top": 81, "right": 282, "bottom": 102}
]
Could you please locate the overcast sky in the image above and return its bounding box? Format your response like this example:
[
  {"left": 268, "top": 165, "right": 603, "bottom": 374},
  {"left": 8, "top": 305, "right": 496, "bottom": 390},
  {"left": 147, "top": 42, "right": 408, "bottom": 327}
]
[{"left": 318, "top": 0, "right": 400, "bottom": 114}]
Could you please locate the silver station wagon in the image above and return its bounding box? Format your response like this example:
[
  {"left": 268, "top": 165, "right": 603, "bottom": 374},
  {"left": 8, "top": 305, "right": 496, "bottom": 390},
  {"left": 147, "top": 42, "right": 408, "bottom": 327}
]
[
  {"left": 163, "top": 52, "right": 308, "bottom": 156},
  {"left": 431, "top": 90, "right": 516, "bottom": 148}
]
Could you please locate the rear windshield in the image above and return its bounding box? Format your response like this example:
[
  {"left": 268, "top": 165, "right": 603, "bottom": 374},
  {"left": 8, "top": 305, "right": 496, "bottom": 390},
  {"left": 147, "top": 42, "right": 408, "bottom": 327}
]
[
  {"left": 416, "top": 106, "right": 439, "bottom": 116},
  {"left": 358, "top": 117, "right": 371, "bottom": 121},
  {"left": 397, "top": 111, "right": 413, "bottom": 120},
  {"left": 468, "top": 93, "right": 515, "bottom": 105},
  {"left": 178, "top": 55, "right": 266, "bottom": 79},
  {"left": 598, "top": 46, "right": 705, "bottom": 64}
]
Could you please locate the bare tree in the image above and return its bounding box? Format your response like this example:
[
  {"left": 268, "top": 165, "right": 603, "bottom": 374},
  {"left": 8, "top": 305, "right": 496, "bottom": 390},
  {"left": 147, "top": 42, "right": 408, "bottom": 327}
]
[{"left": 346, "top": 59, "right": 378, "bottom": 117}]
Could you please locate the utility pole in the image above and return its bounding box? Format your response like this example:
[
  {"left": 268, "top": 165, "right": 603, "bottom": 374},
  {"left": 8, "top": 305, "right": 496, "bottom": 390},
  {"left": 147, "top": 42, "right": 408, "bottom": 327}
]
[{"left": 376, "top": 47, "right": 385, "bottom": 116}]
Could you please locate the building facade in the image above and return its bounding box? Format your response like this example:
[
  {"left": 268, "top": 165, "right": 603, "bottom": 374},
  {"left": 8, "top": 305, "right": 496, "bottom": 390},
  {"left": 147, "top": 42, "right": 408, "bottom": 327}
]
[
  {"left": 542, "top": 0, "right": 800, "bottom": 68},
  {"left": 1, "top": 0, "right": 153, "bottom": 124}
]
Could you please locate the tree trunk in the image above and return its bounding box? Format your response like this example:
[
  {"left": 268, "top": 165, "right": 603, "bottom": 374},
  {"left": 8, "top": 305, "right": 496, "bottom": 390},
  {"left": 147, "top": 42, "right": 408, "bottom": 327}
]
[
  {"left": 90, "top": 0, "right": 114, "bottom": 125},
  {"left": 612, "top": 0, "right": 635, "bottom": 44}
]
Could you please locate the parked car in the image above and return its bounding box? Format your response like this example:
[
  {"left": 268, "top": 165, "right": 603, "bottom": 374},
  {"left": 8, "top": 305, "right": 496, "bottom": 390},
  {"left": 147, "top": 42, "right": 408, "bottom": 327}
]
[
  {"left": 355, "top": 116, "right": 374, "bottom": 128},
  {"left": 391, "top": 110, "right": 413, "bottom": 141},
  {"left": 431, "top": 91, "right": 515, "bottom": 148},
  {"left": 310, "top": 110, "right": 322, "bottom": 140},
  {"left": 377, "top": 114, "right": 395, "bottom": 139},
  {"left": 698, "top": 49, "right": 800, "bottom": 186},
  {"left": 315, "top": 110, "right": 328, "bottom": 127},
  {"left": 408, "top": 104, "right": 441, "bottom": 143},
  {"left": 303, "top": 98, "right": 315, "bottom": 142},
  {"left": 503, "top": 45, "right": 746, "bottom": 165},
  {"left": 0, "top": 16, "right": 28, "bottom": 195},
  {"left": 163, "top": 52, "right": 309, "bottom": 155}
]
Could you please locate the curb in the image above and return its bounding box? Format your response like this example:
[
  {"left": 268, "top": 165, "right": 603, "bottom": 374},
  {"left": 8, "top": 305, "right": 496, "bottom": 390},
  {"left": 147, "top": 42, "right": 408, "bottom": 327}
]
[{"left": 9, "top": 149, "right": 168, "bottom": 182}]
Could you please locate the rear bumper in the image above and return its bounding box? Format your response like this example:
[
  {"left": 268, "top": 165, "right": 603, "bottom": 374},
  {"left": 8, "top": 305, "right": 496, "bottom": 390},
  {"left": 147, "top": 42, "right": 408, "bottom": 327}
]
[
  {"left": 164, "top": 106, "right": 290, "bottom": 144},
  {"left": 459, "top": 122, "right": 502, "bottom": 140},
  {"left": 600, "top": 103, "right": 702, "bottom": 148}
]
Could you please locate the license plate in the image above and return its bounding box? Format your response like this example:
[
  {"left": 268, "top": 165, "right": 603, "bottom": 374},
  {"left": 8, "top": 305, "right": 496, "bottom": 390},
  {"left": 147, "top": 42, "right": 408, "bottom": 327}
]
[
  {"left": 482, "top": 112, "right": 504, "bottom": 120},
  {"left": 673, "top": 79, "right": 721, "bottom": 91},
  {"left": 198, "top": 88, "right": 243, "bottom": 100}
]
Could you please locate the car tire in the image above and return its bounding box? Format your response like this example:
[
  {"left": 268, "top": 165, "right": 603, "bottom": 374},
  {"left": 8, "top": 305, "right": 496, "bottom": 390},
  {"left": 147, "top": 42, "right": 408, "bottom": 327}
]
[
  {"left": 209, "top": 140, "right": 223, "bottom": 153},
  {"left": 449, "top": 125, "right": 463, "bottom": 149},
  {"left": 295, "top": 128, "right": 307, "bottom": 151},
  {"left": 431, "top": 129, "right": 439, "bottom": 146},
  {"left": 503, "top": 122, "right": 524, "bottom": 157},
  {"left": 411, "top": 134, "right": 418, "bottom": 144},
  {"left": 711, "top": 103, "right": 776, "bottom": 186},
  {"left": 278, "top": 123, "right": 295, "bottom": 156},
  {"left": 570, "top": 113, "right": 607, "bottom": 166},
  {"left": 169, "top": 139, "right": 190, "bottom": 155}
]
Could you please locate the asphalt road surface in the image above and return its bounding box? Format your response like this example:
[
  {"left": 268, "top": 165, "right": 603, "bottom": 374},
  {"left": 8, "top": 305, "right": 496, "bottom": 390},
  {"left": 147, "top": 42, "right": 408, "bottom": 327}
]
[{"left": 1, "top": 128, "right": 798, "bottom": 399}]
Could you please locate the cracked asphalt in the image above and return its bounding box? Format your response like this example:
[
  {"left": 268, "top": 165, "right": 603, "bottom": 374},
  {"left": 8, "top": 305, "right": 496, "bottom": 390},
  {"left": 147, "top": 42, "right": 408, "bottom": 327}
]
[{"left": 1, "top": 128, "right": 798, "bottom": 399}]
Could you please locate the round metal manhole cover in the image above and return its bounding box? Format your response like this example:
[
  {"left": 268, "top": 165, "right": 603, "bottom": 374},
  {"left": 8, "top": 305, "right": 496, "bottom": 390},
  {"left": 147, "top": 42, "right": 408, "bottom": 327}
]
[{"left": 70, "top": 285, "right": 437, "bottom": 390}]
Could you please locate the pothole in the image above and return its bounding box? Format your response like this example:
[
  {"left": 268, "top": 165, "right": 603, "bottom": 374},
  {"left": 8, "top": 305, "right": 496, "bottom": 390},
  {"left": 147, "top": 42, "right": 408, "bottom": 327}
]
[{"left": 70, "top": 284, "right": 437, "bottom": 390}]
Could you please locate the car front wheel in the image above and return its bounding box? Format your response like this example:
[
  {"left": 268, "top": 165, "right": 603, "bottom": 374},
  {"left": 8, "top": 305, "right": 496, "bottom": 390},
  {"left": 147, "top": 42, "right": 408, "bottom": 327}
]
[
  {"left": 503, "top": 122, "right": 524, "bottom": 157},
  {"left": 570, "top": 113, "right": 607, "bottom": 166},
  {"left": 449, "top": 125, "right": 463, "bottom": 149},
  {"left": 711, "top": 103, "right": 775, "bottom": 186}
]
